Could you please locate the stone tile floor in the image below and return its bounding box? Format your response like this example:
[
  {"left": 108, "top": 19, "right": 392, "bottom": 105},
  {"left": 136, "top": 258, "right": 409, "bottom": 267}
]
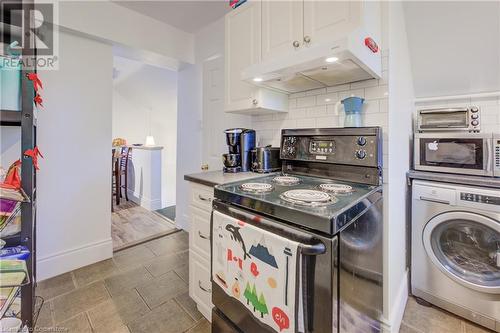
[
  {"left": 35, "top": 230, "right": 494, "bottom": 333},
  {"left": 36, "top": 231, "right": 209, "bottom": 333}
]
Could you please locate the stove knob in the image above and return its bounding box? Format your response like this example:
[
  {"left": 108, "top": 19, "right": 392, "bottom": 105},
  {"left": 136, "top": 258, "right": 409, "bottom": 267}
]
[
  {"left": 356, "top": 150, "right": 367, "bottom": 159},
  {"left": 470, "top": 106, "right": 479, "bottom": 113},
  {"left": 357, "top": 136, "right": 367, "bottom": 146},
  {"left": 471, "top": 114, "right": 479, "bottom": 119},
  {"left": 471, "top": 120, "right": 479, "bottom": 126}
]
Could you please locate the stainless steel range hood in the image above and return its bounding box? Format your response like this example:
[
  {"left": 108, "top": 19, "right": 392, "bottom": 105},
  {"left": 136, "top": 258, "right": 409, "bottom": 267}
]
[{"left": 241, "top": 29, "right": 382, "bottom": 94}]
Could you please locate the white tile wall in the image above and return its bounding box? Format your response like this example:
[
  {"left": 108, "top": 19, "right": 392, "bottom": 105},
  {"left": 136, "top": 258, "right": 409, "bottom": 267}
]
[{"left": 414, "top": 96, "right": 500, "bottom": 133}]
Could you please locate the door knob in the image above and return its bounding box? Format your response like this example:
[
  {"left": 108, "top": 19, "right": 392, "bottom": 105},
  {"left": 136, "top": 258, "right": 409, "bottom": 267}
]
[
  {"left": 292, "top": 40, "right": 300, "bottom": 48},
  {"left": 303, "top": 36, "right": 311, "bottom": 44},
  {"left": 252, "top": 99, "right": 258, "bottom": 105}
]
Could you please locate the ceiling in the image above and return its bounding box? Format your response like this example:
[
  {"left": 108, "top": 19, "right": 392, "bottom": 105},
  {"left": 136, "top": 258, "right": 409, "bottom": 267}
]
[
  {"left": 403, "top": 1, "right": 500, "bottom": 98},
  {"left": 114, "top": 1, "right": 230, "bottom": 33}
]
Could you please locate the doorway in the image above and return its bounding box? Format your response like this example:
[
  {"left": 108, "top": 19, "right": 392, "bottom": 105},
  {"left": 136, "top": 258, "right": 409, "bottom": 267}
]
[{"left": 111, "top": 55, "right": 179, "bottom": 250}]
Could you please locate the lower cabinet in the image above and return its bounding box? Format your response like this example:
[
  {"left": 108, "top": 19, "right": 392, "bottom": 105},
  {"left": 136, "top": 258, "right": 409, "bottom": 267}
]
[
  {"left": 187, "top": 182, "right": 214, "bottom": 322},
  {"left": 189, "top": 250, "right": 213, "bottom": 321}
]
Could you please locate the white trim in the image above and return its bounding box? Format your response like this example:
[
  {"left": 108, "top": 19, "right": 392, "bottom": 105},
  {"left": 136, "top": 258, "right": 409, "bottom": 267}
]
[
  {"left": 37, "top": 238, "right": 113, "bottom": 281},
  {"left": 381, "top": 270, "right": 409, "bottom": 333},
  {"left": 196, "top": 303, "right": 213, "bottom": 323},
  {"left": 415, "top": 91, "right": 500, "bottom": 103},
  {"left": 128, "top": 189, "right": 162, "bottom": 211}
]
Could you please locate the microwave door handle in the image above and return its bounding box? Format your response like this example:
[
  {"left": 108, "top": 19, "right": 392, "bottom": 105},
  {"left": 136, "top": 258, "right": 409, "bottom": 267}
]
[{"left": 486, "top": 139, "right": 493, "bottom": 173}]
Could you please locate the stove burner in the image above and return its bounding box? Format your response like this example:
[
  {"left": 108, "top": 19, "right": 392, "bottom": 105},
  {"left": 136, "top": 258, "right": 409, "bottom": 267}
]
[
  {"left": 240, "top": 183, "right": 274, "bottom": 193},
  {"left": 280, "top": 189, "right": 337, "bottom": 207},
  {"left": 319, "top": 183, "right": 354, "bottom": 194},
  {"left": 273, "top": 176, "right": 301, "bottom": 186}
]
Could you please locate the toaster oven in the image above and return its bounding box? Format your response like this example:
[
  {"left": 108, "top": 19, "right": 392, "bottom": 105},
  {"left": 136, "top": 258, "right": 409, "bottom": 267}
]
[{"left": 417, "top": 106, "right": 480, "bottom": 132}]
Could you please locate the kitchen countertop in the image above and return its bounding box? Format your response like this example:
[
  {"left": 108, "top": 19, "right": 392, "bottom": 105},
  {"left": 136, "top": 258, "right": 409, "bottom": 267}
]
[
  {"left": 184, "top": 170, "right": 269, "bottom": 187},
  {"left": 407, "top": 170, "right": 500, "bottom": 189}
]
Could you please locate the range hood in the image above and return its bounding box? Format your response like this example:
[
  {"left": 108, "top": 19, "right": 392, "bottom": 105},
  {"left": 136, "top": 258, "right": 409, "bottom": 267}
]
[{"left": 241, "top": 29, "right": 382, "bottom": 94}]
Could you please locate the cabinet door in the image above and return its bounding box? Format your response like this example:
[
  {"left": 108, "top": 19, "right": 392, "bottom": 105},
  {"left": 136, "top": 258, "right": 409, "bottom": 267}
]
[
  {"left": 189, "top": 206, "right": 211, "bottom": 260},
  {"left": 261, "top": 1, "right": 303, "bottom": 61},
  {"left": 224, "top": 1, "right": 261, "bottom": 112},
  {"left": 303, "top": 0, "right": 362, "bottom": 47}
]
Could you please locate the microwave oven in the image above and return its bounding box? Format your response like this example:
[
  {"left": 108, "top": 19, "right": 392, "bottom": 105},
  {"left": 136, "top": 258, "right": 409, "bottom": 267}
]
[
  {"left": 417, "top": 106, "right": 480, "bottom": 132},
  {"left": 414, "top": 132, "right": 500, "bottom": 177}
]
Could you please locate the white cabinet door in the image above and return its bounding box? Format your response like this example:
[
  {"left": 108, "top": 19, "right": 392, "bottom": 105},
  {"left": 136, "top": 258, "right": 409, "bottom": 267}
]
[
  {"left": 224, "top": 0, "right": 261, "bottom": 112},
  {"left": 261, "top": 1, "right": 303, "bottom": 61},
  {"left": 303, "top": 0, "right": 362, "bottom": 47}
]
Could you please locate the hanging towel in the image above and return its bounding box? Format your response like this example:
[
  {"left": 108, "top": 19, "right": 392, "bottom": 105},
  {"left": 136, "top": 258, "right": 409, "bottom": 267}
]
[{"left": 212, "top": 210, "right": 303, "bottom": 333}]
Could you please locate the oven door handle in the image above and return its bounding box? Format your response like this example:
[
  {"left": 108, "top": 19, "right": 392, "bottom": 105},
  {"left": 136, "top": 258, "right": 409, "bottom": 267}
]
[
  {"left": 485, "top": 139, "right": 493, "bottom": 173},
  {"left": 300, "top": 241, "right": 326, "bottom": 255},
  {"left": 215, "top": 201, "right": 327, "bottom": 256}
]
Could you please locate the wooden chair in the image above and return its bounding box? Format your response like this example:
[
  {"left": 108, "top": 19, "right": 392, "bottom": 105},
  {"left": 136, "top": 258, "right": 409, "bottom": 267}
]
[
  {"left": 119, "top": 147, "right": 132, "bottom": 201},
  {"left": 111, "top": 148, "right": 120, "bottom": 211}
]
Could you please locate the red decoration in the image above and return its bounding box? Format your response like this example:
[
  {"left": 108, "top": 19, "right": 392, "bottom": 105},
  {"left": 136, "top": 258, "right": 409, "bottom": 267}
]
[
  {"left": 272, "top": 307, "right": 290, "bottom": 332},
  {"left": 252, "top": 215, "right": 262, "bottom": 223},
  {"left": 24, "top": 146, "right": 44, "bottom": 170},
  {"left": 34, "top": 94, "right": 43, "bottom": 108},
  {"left": 26, "top": 72, "right": 43, "bottom": 92},
  {"left": 250, "top": 262, "right": 259, "bottom": 277},
  {"left": 364, "top": 37, "right": 379, "bottom": 53},
  {"left": 0, "top": 160, "right": 22, "bottom": 189},
  {"left": 237, "top": 220, "right": 246, "bottom": 227},
  {"left": 227, "top": 249, "right": 243, "bottom": 269}
]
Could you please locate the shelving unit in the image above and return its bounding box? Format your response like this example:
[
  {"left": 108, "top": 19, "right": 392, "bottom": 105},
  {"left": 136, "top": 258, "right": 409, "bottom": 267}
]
[{"left": 1, "top": 0, "right": 38, "bottom": 329}]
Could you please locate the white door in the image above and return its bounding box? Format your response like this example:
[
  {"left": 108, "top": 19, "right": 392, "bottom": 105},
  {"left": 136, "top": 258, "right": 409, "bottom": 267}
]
[
  {"left": 224, "top": 0, "right": 261, "bottom": 112},
  {"left": 261, "top": 1, "right": 303, "bottom": 61},
  {"left": 202, "top": 56, "right": 225, "bottom": 170},
  {"left": 202, "top": 56, "right": 253, "bottom": 170},
  {"left": 303, "top": 0, "right": 361, "bottom": 47}
]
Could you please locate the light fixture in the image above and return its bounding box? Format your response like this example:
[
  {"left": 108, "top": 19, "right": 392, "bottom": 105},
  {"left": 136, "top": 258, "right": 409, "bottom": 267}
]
[
  {"left": 325, "top": 98, "right": 331, "bottom": 102},
  {"left": 145, "top": 135, "right": 156, "bottom": 147},
  {"left": 253, "top": 77, "right": 263, "bottom": 82},
  {"left": 325, "top": 57, "right": 339, "bottom": 63}
]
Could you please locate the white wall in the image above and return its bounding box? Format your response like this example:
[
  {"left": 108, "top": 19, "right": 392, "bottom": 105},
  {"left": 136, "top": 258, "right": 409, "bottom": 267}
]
[
  {"left": 112, "top": 56, "right": 178, "bottom": 207},
  {"left": 384, "top": 2, "right": 415, "bottom": 332},
  {"left": 37, "top": 30, "right": 113, "bottom": 280},
  {"left": 403, "top": 1, "right": 500, "bottom": 98},
  {"left": 54, "top": 1, "right": 194, "bottom": 67}
]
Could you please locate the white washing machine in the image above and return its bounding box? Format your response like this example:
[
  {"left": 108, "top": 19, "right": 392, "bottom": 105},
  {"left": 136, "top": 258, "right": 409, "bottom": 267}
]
[{"left": 412, "top": 180, "right": 500, "bottom": 332}]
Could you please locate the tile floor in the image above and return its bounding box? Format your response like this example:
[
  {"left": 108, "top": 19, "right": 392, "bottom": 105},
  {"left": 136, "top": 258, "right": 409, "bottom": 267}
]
[
  {"left": 35, "top": 231, "right": 494, "bottom": 333},
  {"left": 35, "top": 231, "right": 209, "bottom": 333}
]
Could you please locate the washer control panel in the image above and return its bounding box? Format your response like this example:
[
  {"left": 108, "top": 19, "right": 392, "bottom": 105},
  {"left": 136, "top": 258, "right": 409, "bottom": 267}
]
[{"left": 460, "top": 192, "right": 500, "bottom": 206}]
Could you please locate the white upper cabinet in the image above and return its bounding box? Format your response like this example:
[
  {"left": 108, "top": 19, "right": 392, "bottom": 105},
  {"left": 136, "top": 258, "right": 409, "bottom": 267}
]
[
  {"left": 224, "top": 0, "right": 288, "bottom": 114},
  {"left": 261, "top": 1, "right": 303, "bottom": 61},
  {"left": 303, "top": 1, "right": 362, "bottom": 47}
]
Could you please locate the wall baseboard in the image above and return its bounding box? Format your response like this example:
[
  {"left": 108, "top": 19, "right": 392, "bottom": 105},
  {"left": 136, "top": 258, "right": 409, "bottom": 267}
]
[
  {"left": 382, "top": 270, "right": 409, "bottom": 333},
  {"left": 37, "top": 238, "right": 113, "bottom": 281},
  {"left": 128, "top": 189, "right": 162, "bottom": 211}
]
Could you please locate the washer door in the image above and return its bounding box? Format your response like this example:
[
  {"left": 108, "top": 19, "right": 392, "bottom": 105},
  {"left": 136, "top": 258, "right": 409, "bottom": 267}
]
[{"left": 423, "top": 211, "right": 500, "bottom": 294}]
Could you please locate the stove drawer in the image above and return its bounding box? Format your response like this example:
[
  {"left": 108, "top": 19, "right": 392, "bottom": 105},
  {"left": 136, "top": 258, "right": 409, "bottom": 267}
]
[
  {"left": 189, "top": 250, "right": 213, "bottom": 321},
  {"left": 190, "top": 184, "right": 214, "bottom": 212},
  {"left": 189, "top": 206, "right": 211, "bottom": 260}
]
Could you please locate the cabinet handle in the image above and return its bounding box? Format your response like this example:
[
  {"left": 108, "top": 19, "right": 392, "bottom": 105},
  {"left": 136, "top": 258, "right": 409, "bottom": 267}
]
[
  {"left": 252, "top": 99, "right": 258, "bottom": 106},
  {"left": 198, "top": 231, "right": 210, "bottom": 240},
  {"left": 292, "top": 40, "right": 300, "bottom": 48},
  {"left": 303, "top": 36, "right": 311, "bottom": 44},
  {"left": 198, "top": 194, "right": 212, "bottom": 202},
  {"left": 199, "top": 280, "right": 211, "bottom": 293}
]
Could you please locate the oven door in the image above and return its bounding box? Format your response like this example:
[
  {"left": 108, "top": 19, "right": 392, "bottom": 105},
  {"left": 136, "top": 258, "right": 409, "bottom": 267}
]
[
  {"left": 211, "top": 200, "right": 335, "bottom": 333},
  {"left": 414, "top": 133, "right": 493, "bottom": 176}
]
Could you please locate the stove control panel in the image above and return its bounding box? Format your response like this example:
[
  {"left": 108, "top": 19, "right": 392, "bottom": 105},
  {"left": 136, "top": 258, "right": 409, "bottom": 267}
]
[{"left": 281, "top": 131, "right": 381, "bottom": 168}]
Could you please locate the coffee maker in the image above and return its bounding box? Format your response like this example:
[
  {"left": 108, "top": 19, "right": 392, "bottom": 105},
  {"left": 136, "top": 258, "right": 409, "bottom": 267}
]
[{"left": 223, "top": 128, "right": 256, "bottom": 173}]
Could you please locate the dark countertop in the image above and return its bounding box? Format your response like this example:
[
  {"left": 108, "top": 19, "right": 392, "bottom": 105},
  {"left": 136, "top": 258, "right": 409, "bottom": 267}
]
[
  {"left": 407, "top": 170, "right": 500, "bottom": 189},
  {"left": 184, "top": 170, "right": 268, "bottom": 187}
]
